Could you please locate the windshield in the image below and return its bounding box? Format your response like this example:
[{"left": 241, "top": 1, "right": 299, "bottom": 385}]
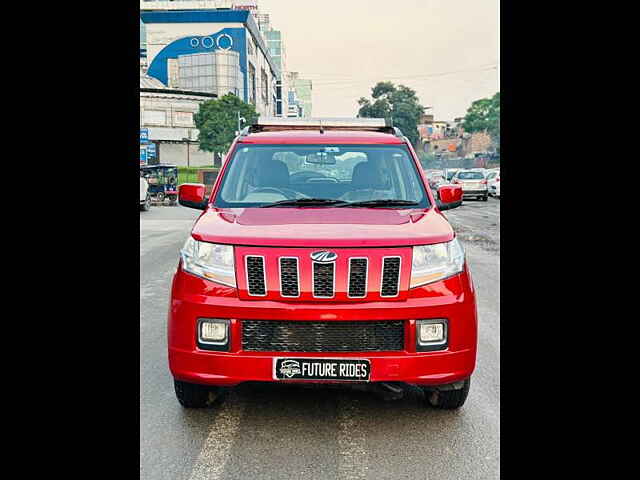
[
  {"left": 214, "top": 144, "right": 429, "bottom": 208},
  {"left": 457, "top": 172, "right": 484, "bottom": 180}
]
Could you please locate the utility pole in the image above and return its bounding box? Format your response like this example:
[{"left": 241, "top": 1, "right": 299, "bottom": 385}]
[{"left": 182, "top": 137, "right": 190, "bottom": 169}]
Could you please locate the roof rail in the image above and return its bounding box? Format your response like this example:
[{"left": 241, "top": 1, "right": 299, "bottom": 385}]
[{"left": 242, "top": 117, "right": 404, "bottom": 137}]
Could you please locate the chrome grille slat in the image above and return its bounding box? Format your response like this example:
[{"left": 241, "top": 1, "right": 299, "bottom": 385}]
[
  {"left": 279, "top": 257, "right": 299, "bottom": 297},
  {"left": 380, "top": 257, "right": 401, "bottom": 297},
  {"left": 312, "top": 261, "right": 335, "bottom": 298},
  {"left": 246, "top": 256, "right": 267, "bottom": 296},
  {"left": 348, "top": 258, "right": 368, "bottom": 298}
]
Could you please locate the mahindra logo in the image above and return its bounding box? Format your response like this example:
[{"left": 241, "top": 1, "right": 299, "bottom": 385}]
[{"left": 310, "top": 251, "right": 338, "bottom": 263}]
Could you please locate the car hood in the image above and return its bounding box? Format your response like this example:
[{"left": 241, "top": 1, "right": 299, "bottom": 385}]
[{"left": 191, "top": 207, "right": 455, "bottom": 248}]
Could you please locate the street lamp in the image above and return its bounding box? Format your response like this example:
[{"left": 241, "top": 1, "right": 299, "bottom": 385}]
[{"left": 237, "top": 112, "right": 246, "bottom": 135}]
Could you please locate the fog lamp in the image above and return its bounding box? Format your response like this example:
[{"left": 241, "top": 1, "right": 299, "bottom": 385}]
[
  {"left": 199, "top": 319, "right": 228, "bottom": 344},
  {"left": 416, "top": 319, "right": 448, "bottom": 351},
  {"left": 420, "top": 323, "right": 444, "bottom": 343}
]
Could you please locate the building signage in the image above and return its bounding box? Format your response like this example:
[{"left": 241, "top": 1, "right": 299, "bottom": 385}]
[
  {"left": 147, "top": 143, "right": 156, "bottom": 159},
  {"left": 140, "top": 146, "right": 148, "bottom": 165},
  {"left": 189, "top": 34, "right": 233, "bottom": 50},
  {"left": 140, "top": 128, "right": 149, "bottom": 144}
]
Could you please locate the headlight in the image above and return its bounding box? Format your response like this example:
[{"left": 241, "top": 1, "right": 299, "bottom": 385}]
[
  {"left": 180, "top": 236, "right": 236, "bottom": 287},
  {"left": 410, "top": 238, "right": 465, "bottom": 288}
]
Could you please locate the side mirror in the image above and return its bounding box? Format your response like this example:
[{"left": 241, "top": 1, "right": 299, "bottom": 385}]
[
  {"left": 437, "top": 185, "right": 463, "bottom": 211},
  {"left": 178, "top": 183, "right": 208, "bottom": 210}
]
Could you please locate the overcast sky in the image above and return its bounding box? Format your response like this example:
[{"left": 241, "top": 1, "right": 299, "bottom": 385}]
[{"left": 259, "top": 0, "right": 499, "bottom": 120}]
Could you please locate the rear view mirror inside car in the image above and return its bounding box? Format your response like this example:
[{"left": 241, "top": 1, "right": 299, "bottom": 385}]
[{"left": 306, "top": 152, "right": 337, "bottom": 165}]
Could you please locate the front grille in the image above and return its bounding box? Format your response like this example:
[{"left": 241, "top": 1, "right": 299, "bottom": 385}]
[
  {"left": 242, "top": 320, "right": 405, "bottom": 352},
  {"left": 242, "top": 252, "right": 403, "bottom": 299},
  {"left": 348, "top": 258, "right": 368, "bottom": 298},
  {"left": 381, "top": 257, "right": 401, "bottom": 297},
  {"left": 313, "top": 262, "right": 335, "bottom": 298},
  {"left": 246, "top": 256, "right": 266, "bottom": 296},
  {"left": 279, "top": 257, "right": 299, "bottom": 297}
]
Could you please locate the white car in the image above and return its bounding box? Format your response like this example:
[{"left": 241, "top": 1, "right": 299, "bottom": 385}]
[
  {"left": 452, "top": 169, "right": 488, "bottom": 201},
  {"left": 487, "top": 170, "right": 500, "bottom": 198},
  {"left": 140, "top": 176, "right": 151, "bottom": 211}
]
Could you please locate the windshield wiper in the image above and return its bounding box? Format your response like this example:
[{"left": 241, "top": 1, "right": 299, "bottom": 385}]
[
  {"left": 260, "top": 198, "right": 348, "bottom": 208},
  {"left": 338, "top": 199, "right": 420, "bottom": 208}
]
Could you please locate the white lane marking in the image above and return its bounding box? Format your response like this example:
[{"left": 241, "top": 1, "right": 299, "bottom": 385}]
[
  {"left": 337, "top": 395, "right": 368, "bottom": 480},
  {"left": 187, "top": 400, "right": 245, "bottom": 480}
]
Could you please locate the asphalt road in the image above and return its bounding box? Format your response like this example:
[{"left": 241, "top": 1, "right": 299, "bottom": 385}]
[{"left": 140, "top": 197, "right": 500, "bottom": 480}]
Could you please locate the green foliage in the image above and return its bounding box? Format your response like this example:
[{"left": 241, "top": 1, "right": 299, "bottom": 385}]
[
  {"left": 461, "top": 92, "right": 500, "bottom": 144},
  {"left": 194, "top": 94, "right": 259, "bottom": 154},
  {"left": 357, "top": 82, "right": 425, "bottom": 146},
  {"left": 177, "top": 167, "right": 219, "bottom": 185}
]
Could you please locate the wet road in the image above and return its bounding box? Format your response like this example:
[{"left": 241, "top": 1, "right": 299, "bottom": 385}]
[{"left": 140, "top": 198, "right": 500, "bottom": 480}]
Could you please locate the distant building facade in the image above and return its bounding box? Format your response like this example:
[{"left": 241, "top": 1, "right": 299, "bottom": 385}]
[
  {"left": 286, "top": 71, "right": 312, "bottom": 117},
  {"left": 265, "top": 29, "right": 289, "bottom": 117},
  {"left": 140, "top": 70, "right": 218, "bottom": 167},
  {"left": 140, "top": 4, "right": 278, "bottom": 116}
]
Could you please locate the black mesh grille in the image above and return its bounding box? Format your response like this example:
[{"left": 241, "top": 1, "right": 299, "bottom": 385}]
[
  {"left": 242, "top": 320, "right": 405, "bottom": 352},
  {"left": 313, "top": 262, "right": 334, "bottom": 297},
  {"left": 348, "top": 258, "right": 367, "bottom": 298},
  {"left": 381, "top": 257, "right": 400, "bottom": 297},
  {"left": 279, "top": 257, "right": 299, "bottom": 297},
  {"left": 246, "top": 256, "right": 266, "bottom": 296}
]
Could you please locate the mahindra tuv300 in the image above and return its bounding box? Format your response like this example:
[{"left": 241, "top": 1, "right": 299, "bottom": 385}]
[{"left": 169, "top": 118, "right": 477, "bottom": 410}]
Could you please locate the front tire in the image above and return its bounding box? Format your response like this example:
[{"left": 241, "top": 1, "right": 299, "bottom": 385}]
[
  {"left": 141, "top": 195, "right": 151, "bottom": 211},
  {"left": 482, "top": 195, "right": 488, "bottom": 202},
  {"left": 174, "top": 380, "right": 221, "bottom": 408},
  {"left": 423, "top": 378, "right": 471, "bottom": 410}
]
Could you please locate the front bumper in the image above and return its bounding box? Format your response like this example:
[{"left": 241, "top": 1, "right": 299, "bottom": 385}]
[{"left": 168, "top": 266, "right": 478, "bottom": 388}]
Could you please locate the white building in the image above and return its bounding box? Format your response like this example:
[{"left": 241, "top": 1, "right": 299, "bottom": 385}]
[{"left": 140, "top": 70, "right": 218, "bottom": 167}]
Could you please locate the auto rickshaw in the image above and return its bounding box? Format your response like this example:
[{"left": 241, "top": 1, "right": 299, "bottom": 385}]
[{"left": 140, "top": 164, "right": 179, "bottom": 205}]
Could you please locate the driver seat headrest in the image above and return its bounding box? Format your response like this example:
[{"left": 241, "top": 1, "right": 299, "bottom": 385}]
[
  {"left": 351, "top": 161, "right": 387, "bottom": 190},
  {"left": 255, "top": 160, "right": 290, "bottom": 187}
]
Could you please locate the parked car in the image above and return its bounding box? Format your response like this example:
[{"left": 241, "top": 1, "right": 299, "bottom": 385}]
[
  {"left": 451, "top": 169, "right": 488, "bottom": 201},
  {"left": 486, "top": 170, "right": 500, "bottom": 197},
  {"left": 426, "top": 170, "right": 446, "bottom": 195},
  {"left": 170, "top": 118, "right": 477, "bottom": 410},
  {"left": 489, "top": 171, "right": 500, "bottom": 198},
  {"left": 140, "top": 174, "right": 151, "bottom": 211}
]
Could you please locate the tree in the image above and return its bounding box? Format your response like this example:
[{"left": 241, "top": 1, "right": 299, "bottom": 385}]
[
  {"left": 194, "top": 94, "right": 259, "bottom": 157},
  {"left": 357, "top": 82, "right": 425, "bottom": 146},
  {"left": 461, "top": 92, "right": 500, "bottom": 146}
]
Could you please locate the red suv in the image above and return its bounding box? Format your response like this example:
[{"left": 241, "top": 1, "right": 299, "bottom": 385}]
[{"left": 169, "top": 118, "right": 476, "bottom": 410}]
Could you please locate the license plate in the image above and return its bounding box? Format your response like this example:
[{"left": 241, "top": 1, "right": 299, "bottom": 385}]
[{"left": 273, "top": 358, "right": 371, "bottom": 382}]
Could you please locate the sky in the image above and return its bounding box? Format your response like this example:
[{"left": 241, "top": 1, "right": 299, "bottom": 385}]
[{"left": 259, "top": 0, "right": 499, "bottom": 120}]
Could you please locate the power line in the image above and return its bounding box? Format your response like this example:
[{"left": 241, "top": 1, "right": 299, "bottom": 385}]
[
  {"left": 309, "top": 64, "right": 498, "bottom": 87},
  {"left": 300, "top": 62, "right": 498, "bottom": 81}
]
